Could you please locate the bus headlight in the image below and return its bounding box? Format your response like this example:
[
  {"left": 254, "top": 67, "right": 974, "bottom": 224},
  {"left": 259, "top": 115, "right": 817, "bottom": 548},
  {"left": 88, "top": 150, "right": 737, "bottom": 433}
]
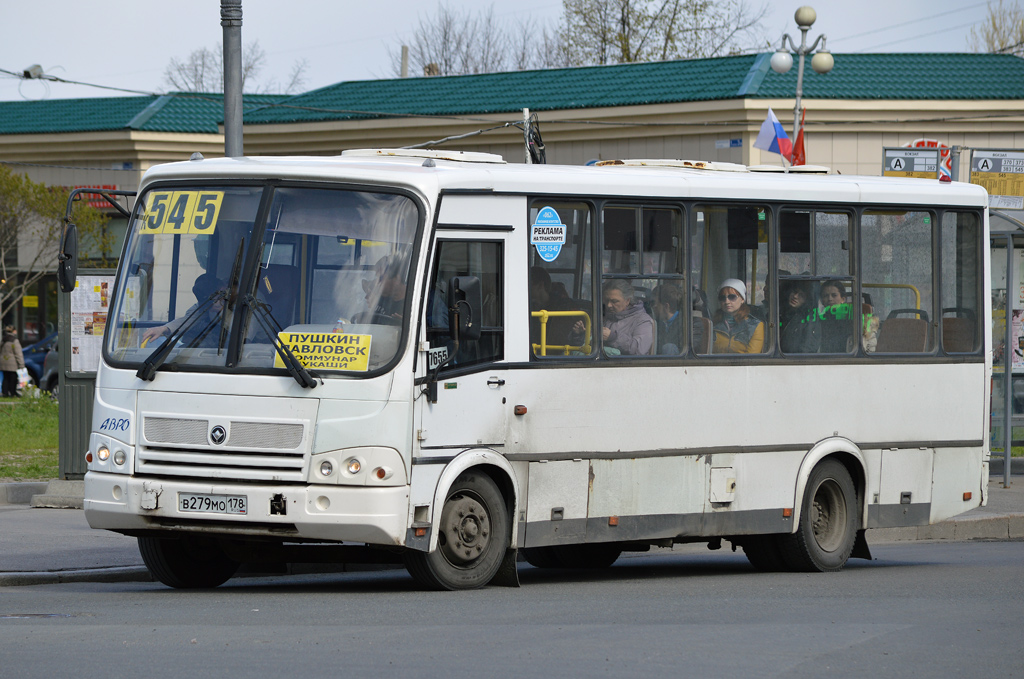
[
  {"left": 113, "top": 449, "right": 127, "bottom": 466},
  {"left": 308, "top": 448, "right": 406, "bottom": 486},
  {"left": 97, "top": 445, "right": 110, "bottom": 462}
]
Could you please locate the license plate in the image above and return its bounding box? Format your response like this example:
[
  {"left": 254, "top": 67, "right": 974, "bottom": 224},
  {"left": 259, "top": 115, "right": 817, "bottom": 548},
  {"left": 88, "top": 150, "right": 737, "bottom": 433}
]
[{"left": 178, "top": 493, "right": 247, "bottom": 515}]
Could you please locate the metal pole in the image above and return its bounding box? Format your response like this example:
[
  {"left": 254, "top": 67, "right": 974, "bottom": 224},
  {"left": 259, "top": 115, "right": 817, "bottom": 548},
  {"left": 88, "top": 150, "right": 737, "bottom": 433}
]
[
  {"left": 221, "top": 0, "right": 243, "bottom": 158},
  {"left": 523, "top": 108, "right": 532, "bottom": 165},
  {"left": 1005, "top": 235, "right": 1014, "bottom": 488},
  {"left": 793, "top": 25, "right": 808, "bottom": 151}
]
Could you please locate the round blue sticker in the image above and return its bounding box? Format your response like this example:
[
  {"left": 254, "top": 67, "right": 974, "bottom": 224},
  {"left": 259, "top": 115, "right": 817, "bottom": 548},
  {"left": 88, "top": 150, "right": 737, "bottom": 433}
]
[{"left": 531, "top": 206, "right": 566, "bottom": 263}]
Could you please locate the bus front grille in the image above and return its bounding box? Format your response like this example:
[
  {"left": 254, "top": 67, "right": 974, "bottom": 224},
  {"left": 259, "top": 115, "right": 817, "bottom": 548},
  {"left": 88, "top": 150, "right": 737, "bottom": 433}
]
[
  {"left": 135, "top": 447, "right": 307, "bottom": 482},
  {"left": 143, "top": 417, "right": 304, "bottom": 450},
  {"left": 139, "top": 416, "right": 308, "bottom": 482}
]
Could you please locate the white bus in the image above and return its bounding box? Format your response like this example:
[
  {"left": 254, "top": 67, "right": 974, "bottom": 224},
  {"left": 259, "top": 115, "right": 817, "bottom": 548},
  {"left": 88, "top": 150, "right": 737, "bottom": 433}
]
[{"left": 78, "top": 149, "right": 990, "bottom": 589}]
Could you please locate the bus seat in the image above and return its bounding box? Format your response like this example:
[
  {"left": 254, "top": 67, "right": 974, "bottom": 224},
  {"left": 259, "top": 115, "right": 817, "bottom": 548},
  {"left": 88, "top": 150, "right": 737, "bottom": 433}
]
[
  {"left": 631, "top": 285, "right": 653, "bottom": 317},
  {"left": 941, "top": 315, "right": 976, "bottom": 353},
  {"left": 695, "top": 316, "right": 713, "bottom": 354},
  {"left": 876, "top": 313, "right": 929, "bottom": 353},
  {"left": 257, "top": 264, "right": 300, "bottom": 328}
]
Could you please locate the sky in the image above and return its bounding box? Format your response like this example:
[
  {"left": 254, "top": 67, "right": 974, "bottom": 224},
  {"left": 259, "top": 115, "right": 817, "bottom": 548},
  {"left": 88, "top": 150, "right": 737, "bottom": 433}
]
[{"left": 0, "top": 0, "right": 999, "bottom": 102}]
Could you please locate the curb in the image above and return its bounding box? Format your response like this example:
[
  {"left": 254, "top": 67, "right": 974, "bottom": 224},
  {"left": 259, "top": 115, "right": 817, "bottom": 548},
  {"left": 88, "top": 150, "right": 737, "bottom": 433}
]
[
  {"left": 0, "top": 562, "right": 404, "bottom": 588},
  {"left": 867, "top": 513, "right": 1024, "bottom": 543},
  {"left": 0, "top": 482, "right": 49, "bottom": 506},
  {"left": 30, "top": 480, "right": 84, "bottom": 509},
  {"left": 0, "top": 566, "right": 153, "bottom": 587}
]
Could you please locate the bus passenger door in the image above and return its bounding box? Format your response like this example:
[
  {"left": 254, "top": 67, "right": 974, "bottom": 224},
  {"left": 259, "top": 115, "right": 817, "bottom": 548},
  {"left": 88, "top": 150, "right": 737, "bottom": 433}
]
[{"left": 416, "top": 234, "right": 510, "bottom": 452}]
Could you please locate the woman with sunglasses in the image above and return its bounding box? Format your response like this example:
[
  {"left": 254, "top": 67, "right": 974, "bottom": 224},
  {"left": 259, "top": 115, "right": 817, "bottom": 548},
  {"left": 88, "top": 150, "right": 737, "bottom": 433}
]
[{"left": 712, "top": 278, "right": 764, "bottom": 354}]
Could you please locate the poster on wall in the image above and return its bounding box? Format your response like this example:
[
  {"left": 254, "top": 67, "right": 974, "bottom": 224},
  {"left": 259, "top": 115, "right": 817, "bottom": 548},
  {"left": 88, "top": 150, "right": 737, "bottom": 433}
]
[
  {"left": 70, "top": 275, "right": 115, "bottom": 373},
  {"left": 1013, "top": 311, "right": 1024, "bottom": 374},
  {"left": 970, "top": 149, "right": 1024, "bottom": 210}
]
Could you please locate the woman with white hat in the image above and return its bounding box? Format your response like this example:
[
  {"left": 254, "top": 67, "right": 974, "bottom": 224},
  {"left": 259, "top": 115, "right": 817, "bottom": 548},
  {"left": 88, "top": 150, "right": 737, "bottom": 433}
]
[{"left": 712, "top": 278, "right": 764, "bottom": 354}]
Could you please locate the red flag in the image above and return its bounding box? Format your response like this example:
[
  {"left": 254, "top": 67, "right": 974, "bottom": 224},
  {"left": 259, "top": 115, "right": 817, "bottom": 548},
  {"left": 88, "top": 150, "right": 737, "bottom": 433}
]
[{"left": 790, "top": 109, "right": 806, "bottom": 166}]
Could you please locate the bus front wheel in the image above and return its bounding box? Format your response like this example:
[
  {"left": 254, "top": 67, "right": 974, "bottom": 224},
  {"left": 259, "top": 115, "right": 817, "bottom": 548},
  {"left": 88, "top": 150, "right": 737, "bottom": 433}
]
[
  {"left": 404, "top": 471, "right": 509, "bottom": 590},
  {"left": 779, "top": 459, "right": 858, "bottom": 572},
  {"left": 138, "top": 534, "right": 239, "bottom": 588}
]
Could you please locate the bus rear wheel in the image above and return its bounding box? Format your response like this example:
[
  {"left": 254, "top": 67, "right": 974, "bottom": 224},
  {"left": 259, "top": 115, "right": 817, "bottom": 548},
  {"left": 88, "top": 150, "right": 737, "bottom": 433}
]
[
  {"left": 138, "top": 534, "right": 239, "bottom": 588},
  {"left": 404, "top": 471, "right": 508, "bottom": 590},
  {"left": 779, "top": 459, "right": 858, "bottom": 572}
]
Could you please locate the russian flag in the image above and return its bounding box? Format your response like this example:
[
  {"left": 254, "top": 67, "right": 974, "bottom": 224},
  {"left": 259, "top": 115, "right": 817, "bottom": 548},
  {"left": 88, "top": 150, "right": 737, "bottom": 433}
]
[{"left": 753, "top": 108, "right": 792, "bottom": 159}]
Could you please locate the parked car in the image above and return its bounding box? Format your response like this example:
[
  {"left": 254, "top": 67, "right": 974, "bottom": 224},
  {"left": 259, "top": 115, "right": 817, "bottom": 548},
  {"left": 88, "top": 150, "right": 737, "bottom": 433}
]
[
  {"left": 21, "top": 331, "right": 56, "bottom": 386},
  {"left": 41, "top": 343, "right": 59, "bottom": 398}
]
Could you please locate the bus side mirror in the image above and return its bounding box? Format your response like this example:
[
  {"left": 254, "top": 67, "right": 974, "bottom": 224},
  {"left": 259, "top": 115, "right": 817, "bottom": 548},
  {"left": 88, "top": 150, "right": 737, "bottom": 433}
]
[
  {"left": 448, "top": 275, "right": 482, "bottom": 342},
  {"left": 57, "top": 223, "right": 78, "bottom": 293}
]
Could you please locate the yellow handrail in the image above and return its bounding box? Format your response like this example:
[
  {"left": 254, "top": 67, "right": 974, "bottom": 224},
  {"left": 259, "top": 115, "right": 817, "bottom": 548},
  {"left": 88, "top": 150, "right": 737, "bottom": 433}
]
[
  {"left": 862, "top": 283, "right": 921, "bottom": 311},
  {"left": 531, "top": 309, "right": 592, "bottom": 356}
]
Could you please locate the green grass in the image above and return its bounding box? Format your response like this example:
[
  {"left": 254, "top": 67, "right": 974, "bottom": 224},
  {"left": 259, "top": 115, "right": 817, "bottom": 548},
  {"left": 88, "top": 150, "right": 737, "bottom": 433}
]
[{"left": 0, "top": 395, "right": 59, "bottom": 481}]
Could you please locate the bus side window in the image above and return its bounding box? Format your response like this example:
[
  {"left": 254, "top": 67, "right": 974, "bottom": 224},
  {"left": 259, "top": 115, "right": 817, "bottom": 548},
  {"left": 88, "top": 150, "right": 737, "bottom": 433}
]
[
  {"left": 600, "top": 204, "right": 683, "bottom": 358},
  {"left": 695, "top": 204, "right": 770, "bottom": 356},
  {"left": 427, "top": 239, "right": 504, "bottom": 369},
  {"left": 529, "top": 201, "right": 595, "bottom": 358},
  {"left": 862, "top": 210, "right": 935, "bottom": 353},
  {"left": 940, "top": 212, "right": 981, "bottom": 354}
]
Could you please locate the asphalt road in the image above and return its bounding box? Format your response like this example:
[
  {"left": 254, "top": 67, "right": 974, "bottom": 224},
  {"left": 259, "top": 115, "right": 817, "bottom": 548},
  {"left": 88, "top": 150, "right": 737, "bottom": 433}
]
[{"left": 1, "top": 540, "right": 1021, "bottom": 679}]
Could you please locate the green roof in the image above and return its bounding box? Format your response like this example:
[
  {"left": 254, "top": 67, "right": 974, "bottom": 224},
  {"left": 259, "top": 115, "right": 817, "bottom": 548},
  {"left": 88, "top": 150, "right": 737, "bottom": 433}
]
[
  {"left": 0, "top": 92, "right": 287, "bottom": 135},
  {"left": 1, "top": 54, "right": 1021, "bottom": 135},
  {"left": 243, "top": 52, "right": 1024, "bottom": 125}
]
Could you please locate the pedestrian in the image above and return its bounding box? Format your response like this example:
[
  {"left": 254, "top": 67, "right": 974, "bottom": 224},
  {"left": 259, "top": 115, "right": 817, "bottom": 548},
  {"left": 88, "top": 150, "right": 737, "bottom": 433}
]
[{"left": 1, "top": 324, "right": 26, "bottom": 397}]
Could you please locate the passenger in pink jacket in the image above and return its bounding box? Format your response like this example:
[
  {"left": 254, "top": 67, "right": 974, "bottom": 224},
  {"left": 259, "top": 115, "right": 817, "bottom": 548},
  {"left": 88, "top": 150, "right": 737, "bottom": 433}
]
[{"left": 572, "top": 279, "right": 654, "bottom": 356}]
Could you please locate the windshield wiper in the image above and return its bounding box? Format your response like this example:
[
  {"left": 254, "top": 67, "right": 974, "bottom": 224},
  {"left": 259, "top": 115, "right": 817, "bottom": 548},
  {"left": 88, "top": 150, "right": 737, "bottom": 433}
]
[
  {"left": 136, "top": 291, "right": 225, "bottom": 381},
  {"left": 244, "top": 293, "right": 318, "bottom": 389},
  {"left": 137, "top": 239, "right": 246, "bottom": 380}
]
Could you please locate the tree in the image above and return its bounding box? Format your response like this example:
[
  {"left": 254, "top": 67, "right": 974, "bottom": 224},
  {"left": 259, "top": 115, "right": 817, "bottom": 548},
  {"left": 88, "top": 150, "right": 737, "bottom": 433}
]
[
  {"left": 163, "top": 40, "right": 308, "bottom": 94},
  {"left": 559, "top": 0, "right": 768, "bottom": 66},
  {"left": 0, "top": 166, "right": 107, "bottom": 323},
  {"left": 388, "top": 4, "right": 564, "bottom": 77},
  {"left": 968, "top": 0, "right": 1024, "bottom": 57},
  {"left": 388, "top": 1, "right": 766, "bottom": 78}
]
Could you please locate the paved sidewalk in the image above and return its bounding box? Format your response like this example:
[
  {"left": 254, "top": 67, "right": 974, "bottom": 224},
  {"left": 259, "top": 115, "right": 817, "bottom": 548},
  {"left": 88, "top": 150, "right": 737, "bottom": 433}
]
[{"left": 0, "top": 473, "right": 1020, "bottom": 587}]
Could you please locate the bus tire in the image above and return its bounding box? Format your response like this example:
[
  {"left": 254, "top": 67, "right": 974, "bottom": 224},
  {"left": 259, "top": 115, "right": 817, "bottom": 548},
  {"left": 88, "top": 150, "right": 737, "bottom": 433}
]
[
  {"left": 779, "top": 459, "right": 858, "bottom": 572},
  {"left": 404, "top": 471, "right": 509, "bottom": 590},
  {"left": 138, "top": 535, "right": 239, "bottom": 588},
  {"left": 740, "top": 535, "right": 788, "bottom": 572}
]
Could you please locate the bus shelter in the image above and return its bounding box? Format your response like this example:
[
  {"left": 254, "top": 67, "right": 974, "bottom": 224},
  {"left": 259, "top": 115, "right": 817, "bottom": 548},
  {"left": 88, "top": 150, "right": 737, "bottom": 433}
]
[{"left": 989, "top": 208, "right": 1024, "bottom": 488}]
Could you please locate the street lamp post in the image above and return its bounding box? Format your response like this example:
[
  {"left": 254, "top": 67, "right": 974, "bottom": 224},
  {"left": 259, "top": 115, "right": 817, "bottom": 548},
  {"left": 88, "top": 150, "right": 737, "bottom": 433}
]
[{"left": 769, "top": 6, "right": 834, "bottom": 156}]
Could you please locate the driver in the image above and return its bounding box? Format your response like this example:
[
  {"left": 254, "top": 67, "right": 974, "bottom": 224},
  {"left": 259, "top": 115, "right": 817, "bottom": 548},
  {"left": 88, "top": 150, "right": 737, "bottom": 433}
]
[{"left": 142, "top": 273, "right": 226, "bottom": 345}]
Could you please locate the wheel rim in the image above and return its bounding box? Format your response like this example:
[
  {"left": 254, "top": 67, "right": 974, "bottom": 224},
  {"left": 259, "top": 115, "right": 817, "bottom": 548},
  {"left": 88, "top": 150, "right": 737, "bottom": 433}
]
[
  {"left": 811, "top": 479, "right": 848, "bottom": 553},
  {"left": 438, "top": 491, "right": 491, "bottom": 568}
]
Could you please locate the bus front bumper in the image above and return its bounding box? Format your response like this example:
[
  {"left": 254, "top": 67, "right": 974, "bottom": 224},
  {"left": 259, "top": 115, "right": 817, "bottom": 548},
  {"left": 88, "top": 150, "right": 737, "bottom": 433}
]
[{"left": 83, "top": 472, "right": 410, "bottom": 546}]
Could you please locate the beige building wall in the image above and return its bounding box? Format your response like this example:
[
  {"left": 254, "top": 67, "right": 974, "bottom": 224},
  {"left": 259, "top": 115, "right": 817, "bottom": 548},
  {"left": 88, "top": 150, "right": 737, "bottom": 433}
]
[{"left": 240, "top": 97, "right": 1024, "bottom": 177}]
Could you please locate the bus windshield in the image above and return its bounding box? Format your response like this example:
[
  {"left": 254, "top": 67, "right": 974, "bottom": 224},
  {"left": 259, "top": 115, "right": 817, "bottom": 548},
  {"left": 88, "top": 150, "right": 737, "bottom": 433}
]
[{"left": 106, "top": 184, "right": 420, "bottom": 376}]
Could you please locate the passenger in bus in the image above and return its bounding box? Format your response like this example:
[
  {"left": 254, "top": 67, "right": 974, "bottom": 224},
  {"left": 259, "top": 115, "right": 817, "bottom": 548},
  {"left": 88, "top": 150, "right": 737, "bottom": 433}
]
[
  {"left": 779, "top": 280, "right": 820, "bottom": 353},
  {"left": 818, "top": 280, "right": 853, "bottom": 353},
  {"left": 529, "top": 266, "right": 578, "bottom": 352},
  {"left": 141, "top": 273, "right": 227, "bottom": 346},
  {"left": 651, "top": 283, "right": 686, "bottom": 355},
  {"left": 712, "top": 279, "right": 764, "bottom": 354},
  {"left": 572, "top": 279, "right": 654, "bottom": 355}
]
